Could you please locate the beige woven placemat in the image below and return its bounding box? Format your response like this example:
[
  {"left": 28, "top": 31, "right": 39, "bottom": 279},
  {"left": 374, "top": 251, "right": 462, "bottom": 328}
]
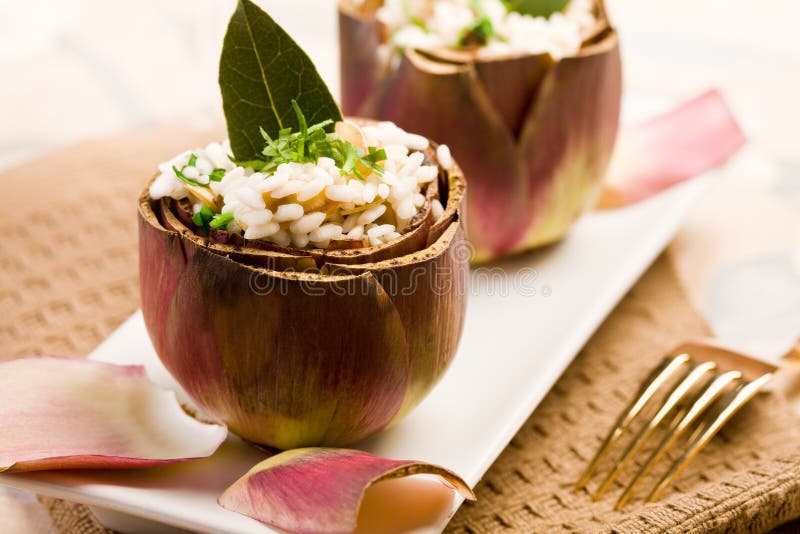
[{"left": 3, "top": 125, "right": 800, "bottom": 533}]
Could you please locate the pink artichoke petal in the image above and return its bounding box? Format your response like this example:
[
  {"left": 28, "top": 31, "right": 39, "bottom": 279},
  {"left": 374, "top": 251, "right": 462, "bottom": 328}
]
[
  {"left": 0, "top": 356, "right": 227, "bottom": 473},
  {"left": 599, "top": 89, "right": 746, "bottom": 208},
  {"left": 339, "top": 4, "right": 384, "bottom": 116},
  {"left": 471, "top": 53, "right": 554, "bottom": 137},
  {"left": 361, "top": 49, "right": 527, "bottom": 260},
  {"left": 218, "top": 447, "right": 475, "bottom": 534},
  {"left": 324, "top": 221, "right": 468, "bottom": 422},
  {"left": 516, "top": 31, "right": 622, "bottom": 252}
]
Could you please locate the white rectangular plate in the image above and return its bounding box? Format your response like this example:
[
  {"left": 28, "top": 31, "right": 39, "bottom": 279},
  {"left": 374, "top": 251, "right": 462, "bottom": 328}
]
[{"left": 0, "top": 174, "right": 709, "bottom": 533}]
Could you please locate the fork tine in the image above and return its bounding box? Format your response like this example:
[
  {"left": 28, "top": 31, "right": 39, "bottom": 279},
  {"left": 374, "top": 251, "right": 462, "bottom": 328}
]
[
  {"left": 592, "top": 361, "right": 717, "bottom": 500},
  {"left": 614, "top": 370, "right": 742, "bottom": 509},
  {"left": 574, "top": 354, "right": 690, "bottom": 491},
  {"left": 646, "top": 372, "right": 774, "bottom": 503}
]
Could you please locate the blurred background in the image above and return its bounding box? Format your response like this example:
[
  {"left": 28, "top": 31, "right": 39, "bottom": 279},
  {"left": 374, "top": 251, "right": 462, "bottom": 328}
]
[{"left": 2, "top": 0, "right": 798, "bottom": 168}]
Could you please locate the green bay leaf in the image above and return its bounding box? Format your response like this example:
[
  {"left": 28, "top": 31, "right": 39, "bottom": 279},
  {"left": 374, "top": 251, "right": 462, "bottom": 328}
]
[
  {"left": 219, "top": 0, "right": 342, "bottom": 162},
  {"left": 503, "top": 0, "right": 571, "bottom": 18}
]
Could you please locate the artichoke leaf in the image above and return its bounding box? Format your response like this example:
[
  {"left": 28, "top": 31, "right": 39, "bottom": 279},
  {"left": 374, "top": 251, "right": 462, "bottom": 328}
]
[
  {"left": 598, "top": 90, "right": 746, "bottom": 208},
  {"left": 324, "top": 221, "right": 468, "bottom": 420},
  {"left": 361, "top": 48, "right": 528, "bottom": 260},
  {"left": 219, "top": 447, "right": 475, "bottom": 534},
  {"left": 0, "top": 356, "right": 226, "bottom": 473},
  {"left": 516, "top": 30, "right": 622, "bottom": 250},
  {"left": 220, "top": 0, "right": 342, "bottom": 161}
]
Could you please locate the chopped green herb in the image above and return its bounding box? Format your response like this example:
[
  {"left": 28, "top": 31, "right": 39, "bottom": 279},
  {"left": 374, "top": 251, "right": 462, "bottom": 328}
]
[
  {"left": 501, "top": 0, "right": 570, "bottom": 18},
  {"left": 460, "top": 16, "right": 494, "bottom": 47},
  {"left": 192, "top": 205, "right": 215, "bottom": 234},
  {"left": 235, "top": 159, "right": 269, "bottom": 171},
  {"left": 363, "top": 147, "right": 387, "bottom": 165},
  {"left": 410, "top": 17, "right": 428, "bottom": 31},
  {"left": 173, "top": 165, "right": 202, "bottom": 187},
  {"left": 238, "top": 102, "right": 387, "bottom": 180},
  {"left": 173, "top": 154, "right": 204, "bottom": 186},
  {"left": 210, "top": 212, "right": 235, "bottom": 230},
  {"left": 403, "top": 0, "right": 428, "bottom": 31},
  {"left": 209, "top": 168, "right": 226, "bottom": 182}
]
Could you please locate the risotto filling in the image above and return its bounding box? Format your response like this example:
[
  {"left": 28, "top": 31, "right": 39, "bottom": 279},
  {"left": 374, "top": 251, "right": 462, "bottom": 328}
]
[
  {"left": 375, "top": 0, "right": 596, "bottom": 59},
  {"left": 149, "top": 108, "right": 450, "bottom": 249}
]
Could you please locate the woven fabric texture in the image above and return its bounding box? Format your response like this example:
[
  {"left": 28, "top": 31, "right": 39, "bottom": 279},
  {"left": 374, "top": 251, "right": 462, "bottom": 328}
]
[
  {"left": 38, "top": 498, "right": 110, "bottom": 534},
  {"left": 446, "top": 258, "right": 800, "bottom": 533},
  {"left": 2, "top": 125, "right": 799, "bottom": 533}
]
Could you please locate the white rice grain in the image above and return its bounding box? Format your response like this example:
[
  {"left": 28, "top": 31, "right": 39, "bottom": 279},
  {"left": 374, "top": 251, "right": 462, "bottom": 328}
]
[
  {"left": 271, "top": 180, "right": 305, "bottom": 199},
  {"left": 348, "top": 179, "right": 365, "bottom": 201},
  {"left": 415, "top": 165, "right": 439, "bottom": 183},
  {"left": 205, "top": 142, "right": 230, "bottom": 169},
  {"left": 342, "top": 213, "right": 360, "bottom": 233},
  {"left": 390, "top": 181, "right": 412, "bottom": 202},
  {"left": 396, "top": 197, "right": 417, "bottom": 220},
  {"left": 317, "top": 157, "right": 339, "bottom": 175},
  {"left": 269, "top": 230, "right": 292, "bottom": 247},
  {"left": 247, "top": 172, "right": 266, "bottom": 187},
  {"left": 196, "top": 158, "right": 213, "bottom": 176},
  {"left": 432, "top": 199, "right": 445, "bottom": 219},
  {"left": 273, "top": 203, "right": 304, "bottom": 222},
  {"left": 170, "top": 150, "right": 192, "bottom": 167},
  {"left": 436, "top": 144, "right": 454, "bottom": 170},
  {"left": 290, "top": 212, "right": 326, "bottom": 234},
  {"left": 362, "top": 182, "right": 378, "bottom": 204},
  {"left": 292, "top": 233, "right": 310, "bottom": 248},
  {"left": 239, "top": 209, "right": 273, "bottom": 227},
  {"left": 400, "top": 151, "right": 425, "bottom": 176},
  {"left": 325, "top": 185, "right": 354, "bottom": 203},
  {"left": 182, "top": 166, "right": 200, "bottom": 180},
  {"left": 297, "top": 179, "right": 326, "bottom": 202},
  {"left": 223, "top": 167, "right": 245, "bottom": 183},
  {"left": 367, "top": 224, "right": 395, "bottom": 239},
  {"left": 258, "top": 173, "right": 289, "bottom": 193},
  {"left": 347, "top": 226, "right": 365, "bottom": 239},
  {"left": 358, "top": 204, "right": 387, "bottom": 225},
  {"left": 310, "top": 224, "right": 343, "bottom": 242},
  {"left": 244, "top": 222, "right": 279, "bottom": 240},
  {"left": 221, "top": 201, "right": 239, "bottom": 214},
  {"left": 406, "top": 133, "right": 430, "bottom": 151},
  {"left": 383, "top": 144, "right": 409, "bottom": 159},
  {"left": 149, "top": 173, "right": 186, "bottom": 200},
  {"left": 237, "top": 187, "right": 266, "bottom": 209}
]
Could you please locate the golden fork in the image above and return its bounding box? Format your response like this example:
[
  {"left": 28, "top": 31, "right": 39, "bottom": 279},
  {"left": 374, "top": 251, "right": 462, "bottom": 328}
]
[{"left": 575, "top": 339, "right": 799, "bottom": 509}]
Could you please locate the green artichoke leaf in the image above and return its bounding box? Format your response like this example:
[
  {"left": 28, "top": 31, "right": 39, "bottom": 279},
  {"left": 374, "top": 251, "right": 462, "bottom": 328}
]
[
  {"left": 219, "top": 0, "right": 342, "bottom": 162},
  {"left": 503, "top": 0, "right": 571, "bottom": 18}
]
